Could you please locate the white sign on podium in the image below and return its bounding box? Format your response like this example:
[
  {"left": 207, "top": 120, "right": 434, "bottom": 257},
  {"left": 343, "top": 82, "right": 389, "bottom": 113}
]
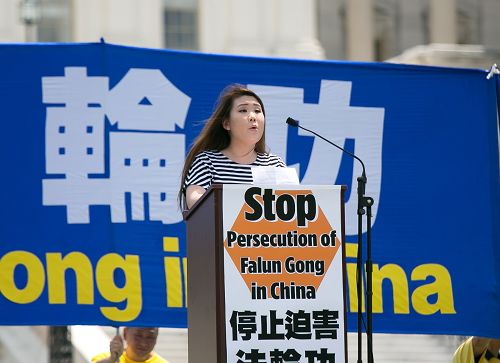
[{"left": 223, "top": 184, "right": 346, "bottom": 363}]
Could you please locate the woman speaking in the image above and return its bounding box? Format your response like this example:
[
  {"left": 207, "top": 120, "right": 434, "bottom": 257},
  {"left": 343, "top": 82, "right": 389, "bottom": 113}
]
[{"left": 179, "top": 84, "right": 285, "bottom": 209}]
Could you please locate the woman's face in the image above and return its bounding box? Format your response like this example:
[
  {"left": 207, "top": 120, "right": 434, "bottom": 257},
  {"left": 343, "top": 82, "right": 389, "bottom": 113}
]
[{"left": 223, "top": 95, "right": 265, "bottom": 148}]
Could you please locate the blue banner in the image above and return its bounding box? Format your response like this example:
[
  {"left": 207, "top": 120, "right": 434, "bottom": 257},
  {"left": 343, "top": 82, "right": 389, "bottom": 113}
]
[{"left": 0, "top": 42, "right": 498, "bottom": 338}]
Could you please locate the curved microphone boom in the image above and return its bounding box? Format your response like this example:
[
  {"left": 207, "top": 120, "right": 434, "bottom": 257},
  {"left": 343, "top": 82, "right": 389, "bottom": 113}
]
[
  {"left": 286, "top": 117, "right": 366, "bottom": 179},
  {"left": 286, "top": 116, "right": 374, "bottom": 363}
]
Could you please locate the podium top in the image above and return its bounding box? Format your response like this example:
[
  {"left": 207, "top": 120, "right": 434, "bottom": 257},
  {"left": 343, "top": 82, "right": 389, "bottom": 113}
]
[{"left": 182, "top": 184, "right": 222, "bottom": 221}]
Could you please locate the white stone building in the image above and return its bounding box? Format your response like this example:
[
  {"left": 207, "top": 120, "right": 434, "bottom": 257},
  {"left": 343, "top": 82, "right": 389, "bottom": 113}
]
[{"left": 2, "top": 0, "right": 500, "bottom": 65}]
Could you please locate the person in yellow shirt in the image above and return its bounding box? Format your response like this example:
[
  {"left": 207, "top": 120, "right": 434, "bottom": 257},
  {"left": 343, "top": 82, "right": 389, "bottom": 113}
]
[
  {"left": 453, "top": 336, "right": 500, "bottom": 363},
  {"left": 91, "top": 327, "right": 168, "bottom": 363}
]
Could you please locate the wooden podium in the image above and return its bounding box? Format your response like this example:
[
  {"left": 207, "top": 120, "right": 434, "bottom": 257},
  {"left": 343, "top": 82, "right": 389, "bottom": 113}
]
[
  {"left": 183, "top": 185, "right": 225, "bottom": 363},
  {"left": 184, "top": 184, "right": 347, "bottom": 363}
]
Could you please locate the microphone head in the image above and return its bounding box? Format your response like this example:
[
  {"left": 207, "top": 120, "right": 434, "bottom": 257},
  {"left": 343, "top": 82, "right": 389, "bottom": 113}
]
[{"left": 286, "top": 117, "right": 299, "bottom": 127}]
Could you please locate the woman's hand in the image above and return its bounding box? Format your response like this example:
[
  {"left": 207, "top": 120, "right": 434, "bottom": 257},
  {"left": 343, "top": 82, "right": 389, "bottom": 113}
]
[{"left": 186, "top": 185, "right": 206, "bottom": 209}]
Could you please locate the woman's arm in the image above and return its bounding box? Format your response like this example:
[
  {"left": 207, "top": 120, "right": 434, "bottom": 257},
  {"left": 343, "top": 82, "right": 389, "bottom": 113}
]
[{"left": 186, "top": 185, "right": 207, "bottom": 209}]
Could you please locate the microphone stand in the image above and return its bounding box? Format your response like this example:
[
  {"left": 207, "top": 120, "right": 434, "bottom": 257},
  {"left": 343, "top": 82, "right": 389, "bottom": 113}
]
[
  {"left": 357, "top": 174, "right": 374, "bottom": 363},
  {"left": 286, "top": 118, "right": 374, "bottom": 363}
]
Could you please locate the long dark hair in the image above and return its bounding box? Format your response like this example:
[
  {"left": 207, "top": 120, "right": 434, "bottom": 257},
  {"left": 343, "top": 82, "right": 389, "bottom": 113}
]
[{"left": 178, "top": 84, "right": 267, "bottom": 207}]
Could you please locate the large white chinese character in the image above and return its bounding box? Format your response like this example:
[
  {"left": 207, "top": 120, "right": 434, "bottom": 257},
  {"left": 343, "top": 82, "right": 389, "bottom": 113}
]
[
  {"left": 108, "top": 132, "right": 184, "bottom": 224},
  {"left": 250, "top": 81, "right": 384, "bottom": 235},
  {"left": 106, "top": 68, "right": 189, "bottom": 131},
  {"left": 42, "top": 67, "right": 108, "bottom": 175},
  {"left": 42, "top": 67, "right": 189, "bottom": 225}
]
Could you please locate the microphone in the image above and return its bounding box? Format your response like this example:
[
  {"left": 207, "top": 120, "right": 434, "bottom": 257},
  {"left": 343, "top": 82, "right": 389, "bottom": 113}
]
[
  {"left": 285, "top": 117, "right": 366, "bottom": 179},
  {"left": 286, "top": 117, "right": 299, "bottom": 127}
]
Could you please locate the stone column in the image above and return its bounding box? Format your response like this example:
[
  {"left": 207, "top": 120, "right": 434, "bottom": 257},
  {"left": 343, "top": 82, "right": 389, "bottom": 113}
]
[
  {"left": 429, "top": 0, "right": 456, "bottom": 44},
  {"left": 198, "top": 0, "right": 230, "bottom": 53},
  {"left": 0, "top": 0, "right": 30, "bottom": 42},
  {"left": 481, "top": 0, "right": 500, "bottom": 49},
  {"left": 346, "top": 0, "right": 374, "bottom": 61},
  {"left": 272, "top": 0, "right": 325, "bottom": 59}
]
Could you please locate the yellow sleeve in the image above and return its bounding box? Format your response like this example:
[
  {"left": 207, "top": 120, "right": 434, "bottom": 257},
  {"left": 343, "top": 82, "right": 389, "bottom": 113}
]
[
  {"left": 91, "top": 352, "right": 110, "bottom": 363},
  {"left": 453, "top": 338, "right": 475, "bottom": 363}
]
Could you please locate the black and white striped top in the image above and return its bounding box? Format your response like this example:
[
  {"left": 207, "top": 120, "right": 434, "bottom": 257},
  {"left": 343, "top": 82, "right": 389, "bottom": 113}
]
[{"left": 185, "top": 150, "right": 286, "bottom": 190}]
